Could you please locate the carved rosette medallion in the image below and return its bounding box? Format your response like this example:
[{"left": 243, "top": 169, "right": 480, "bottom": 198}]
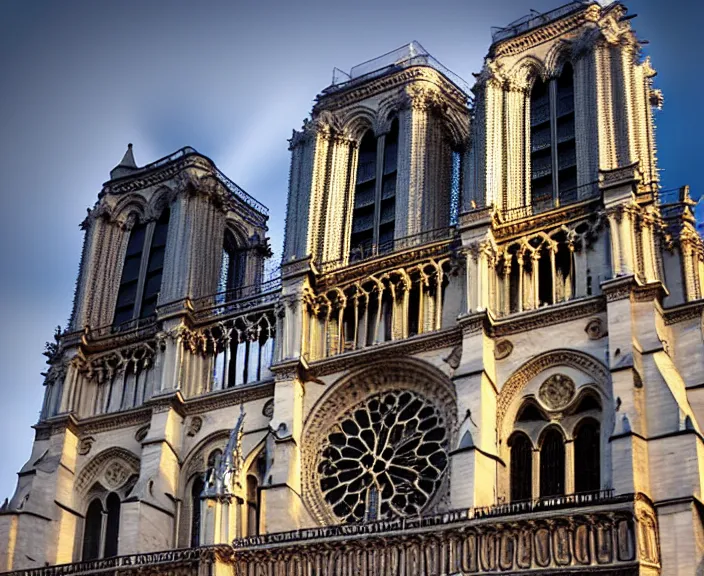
[
  {"left": 538, "top": 374, "right": 576, "bottom": 410},
  {"left": 318, "top": 390, "right": 448, "bottom": 523},
  {"left": 103, "top": 461, "right": 129, "bottom": 489}
]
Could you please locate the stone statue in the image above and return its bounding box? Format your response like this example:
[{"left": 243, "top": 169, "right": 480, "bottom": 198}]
[{"left": 204, "top": 405, "right": 245, "bottom": 496}]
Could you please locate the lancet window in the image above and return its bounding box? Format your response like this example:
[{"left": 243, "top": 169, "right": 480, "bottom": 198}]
[
  {"left": 530, "top": 64, "right": 577, "bottom": 208},
  {"left": 509, "top": 432, "right": 533, "bottom": 502},
  {"left": 113, "top": 208, "right": 171, "bottom": 326},
  {"left": 350, "top": 120, "right": 399, "bottom": 260},
  {"left": 219, "top": 229, "right": 247, "bottom": 297},
  {"left": 82, "top": 492, "right": 122, "bottom": 560}
]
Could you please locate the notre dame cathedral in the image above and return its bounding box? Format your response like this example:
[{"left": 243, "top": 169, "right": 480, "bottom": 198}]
[{"left": 2, "top": 1, "right": 703, "bottom": 574}]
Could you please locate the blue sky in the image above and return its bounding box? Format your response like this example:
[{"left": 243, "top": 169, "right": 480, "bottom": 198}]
[{"left": 0, "top": 0, "right": 701, "bottom": 501}]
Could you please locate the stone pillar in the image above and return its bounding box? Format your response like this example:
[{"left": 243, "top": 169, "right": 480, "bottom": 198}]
[
  {"left": 504, "top": 84, "right": 527, "bottom": 210},
  {"left": 261, "top": 371, "right": 313, "bottom": 532},
  {"left": 451, "top": 315, "right": 497, "bottom": 509},
  {"left": 321, "top": 137, "right": 354, "bottom": 264},
  {"left": 607, "top": 208, "right": 623, "bottom": 278}
]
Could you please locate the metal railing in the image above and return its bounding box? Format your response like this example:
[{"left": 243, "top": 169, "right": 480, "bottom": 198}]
[
  {"left": 328, "top": 41, "right": 472, "bottom": 99},
  {"left": 499, "top": 180, "right": 600, "bottom": 222},
  {"left": 191, "top": 276, "right": 281, "bottom": 321},
  {"left": 472, "top": 488, "right": 616, "bottom": 519},
  {"left": 317, "top": 226, "right": 456, "bottom": 274},
  {"left": 107, "top": 146, "right": 268, "bottom": 216},
  {"left": 491, "top": 1, "right": 590, "bottom": 44}
]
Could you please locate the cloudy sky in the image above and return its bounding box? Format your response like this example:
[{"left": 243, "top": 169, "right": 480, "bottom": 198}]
[{"left": 0, "top": 0, "right": 701, "bottom": 501}]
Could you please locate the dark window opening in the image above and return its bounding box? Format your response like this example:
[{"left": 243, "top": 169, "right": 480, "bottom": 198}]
[
  {"left": 343, "top": 304, "right": 356, "bottom": 350},
  {"left": 408, "top": 281, "right": 421, "bottom": 337},
  {"left": 574, "top": 419, "right": 600, "bottom": 493},
  {"left": 509, "top": 255, "right": 521, "bottom": 314},
  {"left": 366, "top": 297, "right": 379, "bottom": 346},
  {"left": 540, "top": 429, "right": 565, "bottom": 498},
  {"left": 246, "top": 476, "right": 259, "bottom": 536},
  {"left": 103, "top": 493, "right": 121, "bottom": 558},
  {"left": 510, "top": 433, "right": 533, "bottom": 502},
  {"left": 113, "top": 207, "right": 171, "bottom": 326},
  {"left": 222, "top": 229, "right": 247, "bottom": 295},
  {"left": 555, "top": 241, "right": 573, "bottom": 303},
  {"left": 191, "top": 476, "right": 204, "bottom": 546},
  {"left": 516, "top": 402, "right": 548, "bottom": 423},
  {"left": 350, "top": 130, "right": 377, "bottom": 258},
  {"left": 82, "top": 499, "right": 102, "bottom": 560},
  {"left": 140, "top": 209, "right": 170, "bottom": 319},
  {"left": 382, "top": 290, "right": 393, "bottom": 342},
  {"left": 573, "top": 394, "right": 602, "bottom": 414},
  {"left": 538, "top": 247, "right": 553, "bottom": 306}
]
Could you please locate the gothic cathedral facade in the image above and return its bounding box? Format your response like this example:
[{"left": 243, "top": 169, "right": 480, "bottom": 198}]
[{"left": 2, "top": 2, "right": 704, "bottom": 575}]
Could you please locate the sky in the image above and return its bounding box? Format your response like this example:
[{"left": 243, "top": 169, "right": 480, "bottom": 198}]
[{"left": 0, "top": 0, "right": 702, "bottom": 502}]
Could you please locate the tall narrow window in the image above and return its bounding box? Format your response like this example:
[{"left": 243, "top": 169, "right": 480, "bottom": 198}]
[
  {"left": 103, "top": 493, "right": 121, "bottom": 557},
  {"left": 191, "top": 476, "right": 204, "bottom": 546},
  {"left": 540, "top": 428, "right": 565, "bottom": 497},
  {"left": 220, "top": 229, "right": 246, "bottom": 295},
  {"left": 530, "top": 64, "right": 577, "bottom": 208},
  {"left": 449, "top": 148, "right": 463, "bottom": 226},
  {"left": 379, "top": 119, "right": 398, "bottom": 252},
  {"left": 113, "top": 222, "right": 147, "bottom": 325},
  {"left": 139, "top": 209, "right": 169, "bottom": 318},
  {"left": 113, "top": 208, "right": 171, "bottom": 325},
  {"left": 82, "top": 499, "right": 103, "bottom": 560},
  {"left": 350, "top": 120, "right": 399, "bottom": 259},
  {"left": 510, "top": 433, "right": 533, "bottom": 502},
  {"left": 574, "top": 418, "right": 600, "bottom": 493},
  {"left": 350, "top": 130, "right": 377, "bottom": 258},
  {"left": 246, "top": 476, "right": 259, "bottom": 536}
]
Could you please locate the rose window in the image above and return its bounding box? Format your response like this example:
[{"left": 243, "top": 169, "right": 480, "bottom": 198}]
[{"left": 317, "top": 390, "right": 448, "bottom": 523}]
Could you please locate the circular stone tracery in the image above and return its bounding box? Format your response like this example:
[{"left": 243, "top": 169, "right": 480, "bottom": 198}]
[{"left": 317, "top": 390, "right": 448, "bottom": 523}]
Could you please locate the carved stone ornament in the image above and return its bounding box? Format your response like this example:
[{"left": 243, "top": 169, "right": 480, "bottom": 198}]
[
  {"left": 186, "top": 416, "right": 203, "bottom": 437},
  {"left": 585, "top": 317, "right": 607, "bottom": 340},
  {"left": 103, "top": 461, "right": 129, "bottom": 489},
  {"left": 262, "top": 399, "right": 274, "bottom": 419},
  {"left": 538, "top": 374, "right": 576, "bottom": 410},
  {"left": 494, "top": 339, "right": 514, "bottom": 360},
  {"left": 135, "top": 425, "right": 149, "bottom": 443},
  {"left": 78, "top": 436, "right": 95, "bottom": 456}
]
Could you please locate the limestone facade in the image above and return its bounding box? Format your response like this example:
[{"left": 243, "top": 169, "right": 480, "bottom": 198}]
[{"left": 2, "top": 2, "right": 704, "bottom": 575}]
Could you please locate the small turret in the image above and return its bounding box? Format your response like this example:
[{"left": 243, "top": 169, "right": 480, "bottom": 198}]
[{"left": 109, "top": 143, "right": 138, "bottom": 179}]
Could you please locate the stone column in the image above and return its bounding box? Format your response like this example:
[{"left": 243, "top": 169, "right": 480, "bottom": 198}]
[
  {"left": 607, "top": 208, "right": 623, "bottom": 277},
  {"left": 321, "top": 136, "right": 354, "bottom": 264},
  {"left": 504, "top": 84, "right": 527, "bottom": 210}
]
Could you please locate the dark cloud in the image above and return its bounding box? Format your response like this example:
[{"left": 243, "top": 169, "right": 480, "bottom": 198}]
[{"left": 0, "top": 0, "right": 699, "bottom": 499}]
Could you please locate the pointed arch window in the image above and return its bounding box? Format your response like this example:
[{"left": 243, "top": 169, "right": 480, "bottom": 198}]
[
  {"left": 540, "top": 428, "right": 565, "bottom": 497},
  {"left": 104, "top": 493, "right": 121, "bottom": 557},
  {"left": 219, "top": 229, "right": 247, "bottom": 297},
  {"left": 350, "top": 120, "right": 398, "bottom": 260},
  {"left": 510, "top": 433, "right": 533, "bottom": 502},
  {"left": 82, "top": 499, "right": 102, "bottom": 560},
  {"left": 81, "top": 492, "right": 121, "bottom": 560},
  {"left": 530, "top": 64, "right": 577, "bottom": 208},
  {"left": 574, "top": 418, "right": 600, "bottom": 493},
  {"left": 113, "top": 208, "right": 171, "bottom": 326}
]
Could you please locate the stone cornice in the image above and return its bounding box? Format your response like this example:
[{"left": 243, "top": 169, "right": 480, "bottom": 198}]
[
  {"left": 493, "top": 198, "right": 602, "bottom": 243},
  {"left": 183, "top": 380, "right": 274, "bottom": 415},
  {"left": 488, "top": 3, "right": 602, "bottom": 59},
  {"left": 306, "top": 327, "right": 462, "bottom": 378},
  {"left": 660, "top": 299, "right": 704, "bottom": 326},
  {"left": 315, "top": 66, "right": 468, "bottom": 113},
  {"left": 315, "top": 238, "right": 457, "bottom": 290},
  {"left": 489, "top": 296, "right": 606, "bottom": 337}
]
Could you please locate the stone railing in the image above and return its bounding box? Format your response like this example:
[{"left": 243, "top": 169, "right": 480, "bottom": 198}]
[
  {"left": 1, "top": 494, "right": 660, "bottom": 576},
  {"left": 0, "top": 547, "right": 228, "bottom": 576},
  {"left": 231, "top": 492, "right": 660, "bottom": 576}
]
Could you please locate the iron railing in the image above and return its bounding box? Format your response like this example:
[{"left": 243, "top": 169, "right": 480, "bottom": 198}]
[
  {"left": 191, "top": 276, "right": 282, "bottom": 321},
  {"left": 317, "top": 226, "right": 456, "bottom": 274},
  {"left": 108, "top": 146, "right": 268, "bottom": 216},
  {"left": 328, "top": 42, "right": 472, "bottom": 99},
  {"left": 491, "top": 1, "right": 589, "bottom": 44},
  {"left": 499, "top": 180, "right": 600, "bottom": 222}
]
